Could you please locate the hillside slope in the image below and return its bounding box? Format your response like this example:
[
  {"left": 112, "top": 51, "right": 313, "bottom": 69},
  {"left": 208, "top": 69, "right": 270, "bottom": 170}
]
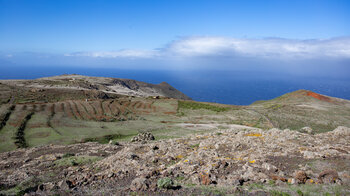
[
  {"left": 0, "top": 85, "right": 349, "bottom": 153},
  {"left": 0, "top": 74, "right": 191, "bottom": 104},
  {"left": 0, "top": 127, "right": 349, "bottom": 195},
  {"left": 250, "top": 90, "right": 350, "bottom": 131}
]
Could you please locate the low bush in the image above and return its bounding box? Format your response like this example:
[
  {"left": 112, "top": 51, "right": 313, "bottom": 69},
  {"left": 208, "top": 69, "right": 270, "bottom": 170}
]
[{"left": 157, "top": 177, "right": 174, "bottom": 189}]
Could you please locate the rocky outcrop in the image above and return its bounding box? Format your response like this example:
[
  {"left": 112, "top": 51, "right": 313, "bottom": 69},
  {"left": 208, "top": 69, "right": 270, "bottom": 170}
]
[
  {"left": 131, "top": 132, "right": 155, "bottom": 142},
  {"left": 0, "top": 126, "right": 349, "bottom": 195}
]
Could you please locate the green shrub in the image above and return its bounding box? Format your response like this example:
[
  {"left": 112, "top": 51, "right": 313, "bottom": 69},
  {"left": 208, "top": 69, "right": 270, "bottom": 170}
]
[
  {"left": 296, "top": 190, "right": 304, "bottom": 196},
  {"left": 62, "top": 153, "right": 75, "bottom": 158},
  {"left": 157, "top": 177, "right": 174, "bottom": 189}
]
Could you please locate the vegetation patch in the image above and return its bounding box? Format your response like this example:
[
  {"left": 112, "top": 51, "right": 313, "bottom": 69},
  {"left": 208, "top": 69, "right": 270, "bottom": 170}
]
[
  {"left": 270, "top": 190, "right": 291, "bottom": 196},
  {"left": 190, "top": 143, "right": 200, "bottom": 149},
  {"left": 0, "top": 176, "right": 41, "bottom": 196},
  {"left": 178, "top": 101, "right": 230, "bottom": 112},
  {"left": 0, "top": 105, "right": 15, "bottom": 131},
  {"left": 157, "top": 177, "right": 176, "bottom": 189},
  {"left": 14, "top": 111, "right": 34, "bottom": 148}
]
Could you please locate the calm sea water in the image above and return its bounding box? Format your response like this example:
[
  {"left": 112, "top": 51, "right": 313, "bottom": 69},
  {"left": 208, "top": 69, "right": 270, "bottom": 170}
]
[{"left": 1, "top": 65, "right": 349, "bottom": 105}]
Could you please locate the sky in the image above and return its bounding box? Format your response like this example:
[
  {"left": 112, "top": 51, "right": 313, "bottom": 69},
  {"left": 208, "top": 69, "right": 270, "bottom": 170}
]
[{"left": 0, "top": 0, "right": 350, "bottom": 74}]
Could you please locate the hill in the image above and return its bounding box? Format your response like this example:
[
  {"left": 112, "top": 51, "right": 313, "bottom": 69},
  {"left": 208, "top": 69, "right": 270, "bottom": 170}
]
[
  {"left": 0, "top": 77, "right": 349, "bottom": 153},
  {"left": 0, "top": 76, "right": 349, "bottom": 195}
]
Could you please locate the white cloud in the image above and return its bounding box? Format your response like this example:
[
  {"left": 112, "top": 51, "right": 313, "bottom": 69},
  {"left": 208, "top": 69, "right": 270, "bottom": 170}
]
[
  {"left": 64, "top": 37, "right": 350, "bottom": 60},
  {"left": 166, "top": 37, "right": 350, "bottom": 59},
  {"left": 64, "top": 49, "right": 159, "bottom": 58}
]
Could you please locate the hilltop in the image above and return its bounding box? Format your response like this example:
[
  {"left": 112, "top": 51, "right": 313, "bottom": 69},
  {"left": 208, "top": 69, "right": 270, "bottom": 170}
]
[
  {"left": 0, "top": 74, "right": 191, "bottom": 104},
  {"left": 0, "top": 75, "right": 349, "bottom": 195}
]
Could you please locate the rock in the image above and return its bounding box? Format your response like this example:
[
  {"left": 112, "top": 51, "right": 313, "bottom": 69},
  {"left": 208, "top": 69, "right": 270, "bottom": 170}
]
[
  {"left": 303, "top": 151, "right": 316, "bottom": 159},
  {"left": 37, "top": 182, "right": 55, "bottom": 192},
  {"left": 262, "top": 162, "right": 277, "bottom": 172},
  {"left": 287, "top": 178, "right": 296, "bottom": 184},
  {"left": 232, "top": 178, "right": 245, "bottom": 186},
  {"left": 109, "top": 140, "right": 120, "bottom": 145},
  {"left": 294, "top": 171, "right": 308, "bottom": 184},
  {"left": 130, "top": 177, "right": 149, "bottom": 191},
  {"left": 152, "top": 145, "right": 159, "bottom": 150},
  {"left": 217, "top": 160, "right": 229, "bottom": 169},
  {"left": 331, "top": 126, "right": 350, "bottom": 136},
  {"left": 199, "top": 172, "right": 211, "bottom": 185},
  {"left": 301, "top": 127, "right": 313, "bottom": 134},
  {"left": 270, "top": 175, "right": 287, "bottom": 182},
  {"left": 275, "top": 180, "right": 285, "bottom": 186},
  {"left": 318, "top": 169, "right": 339, "bottom": 184},
  {"left": 57, "top": 180, "right": 74, "bottom": 190},
  {"left": 131, "top": 132, "right": 155, "bottom": 142},
  {"left": 130, "top": 154, "right": 139, "bottom": 160}
]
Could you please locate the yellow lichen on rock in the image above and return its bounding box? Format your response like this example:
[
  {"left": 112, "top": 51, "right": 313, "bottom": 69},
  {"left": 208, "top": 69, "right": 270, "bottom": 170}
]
[{"left": 244, "top": 133, "right": 262, "bottom": 137}]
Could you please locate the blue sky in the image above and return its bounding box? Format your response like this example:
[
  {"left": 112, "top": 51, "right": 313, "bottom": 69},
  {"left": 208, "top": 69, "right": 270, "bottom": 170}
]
[
  {"left": 1, "top": 0, "right": 349, "bottom": 52},
  {"left": 0, "top": 0, "right": 349, "bottom": 73}
]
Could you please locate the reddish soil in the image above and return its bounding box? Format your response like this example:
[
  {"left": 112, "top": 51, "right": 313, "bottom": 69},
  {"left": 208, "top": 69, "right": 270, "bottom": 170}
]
[
  {"left": 9, "top": 110, "right": 29, "bottom": 127},
  {"left": 163, "top": 111, "right": 176, "bottom": 115},
  {"left": 102, "top": 101, "right": 112, "bottom": 116},
  {"left": 76, "top": 102, "right": 92, "bottom": 120},
  {"left": 130, "top": 101, "right": 138, "bottom": 109},
  {"left": 108, "top": 102, "right": 119, "bottom": 116},
  {"left": 70, "top": 101, "right": 83, "bottom": 120},
  {"left": 306, "top": 91, "right": 332, "bottom": 103},
  {"left": 27, "top": 123, "right": 49, "bottom": 129},
  {"left": 136, "top": 102, "right": 143, "bottom": 109},
  {"left": 91, "top": 101, "right": 103, "bottom": 116},
  {"left": 55, "top": 103, "right": 64, "bottom": 113},
  {"left": 29, "top": 131, "right": 50, "bottom": 138},
  {"left": 63, "top": 102, "right": 74, "bottom": 118}
]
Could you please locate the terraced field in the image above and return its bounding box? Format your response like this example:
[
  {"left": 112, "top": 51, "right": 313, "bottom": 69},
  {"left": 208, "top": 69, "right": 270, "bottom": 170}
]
[{"left": 0, "top": 98, "right": 182, "bottom": 152}]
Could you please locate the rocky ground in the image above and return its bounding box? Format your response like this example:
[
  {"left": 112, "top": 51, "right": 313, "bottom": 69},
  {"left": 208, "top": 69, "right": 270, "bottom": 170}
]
[{"left": 1, "top": 126, "right": 349, "bottom": 195}]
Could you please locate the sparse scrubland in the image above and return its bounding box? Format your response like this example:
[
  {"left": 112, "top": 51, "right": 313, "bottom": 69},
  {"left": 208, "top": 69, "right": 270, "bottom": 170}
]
[{"left": 0, "top": 75, "right": 349, "bottom": 195}]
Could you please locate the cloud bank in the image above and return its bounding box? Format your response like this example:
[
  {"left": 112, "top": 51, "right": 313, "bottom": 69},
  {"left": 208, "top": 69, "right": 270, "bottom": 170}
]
[
  {"left": 1, "top": 36, "right": 350, "bottom": 77},
  {"left": 65, "top": 36, "right": 350, "bottom": 60}
]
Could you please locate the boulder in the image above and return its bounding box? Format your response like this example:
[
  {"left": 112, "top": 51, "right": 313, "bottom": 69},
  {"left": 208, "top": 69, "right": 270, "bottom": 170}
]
[
  {"left": 294, "top": 171, "right": 308, "bottom": 184},
  {"left": 318, "top": 169, "right": 339, "bottom": 184},
  {"left": 131, "top": 132, "right": 155, "bottom": 142},
  {"left": 301, "top": 127, "right": 313, "bottom": 134},
  {"left": 130, "top": 177, "right": 149, "bottom": 191}
]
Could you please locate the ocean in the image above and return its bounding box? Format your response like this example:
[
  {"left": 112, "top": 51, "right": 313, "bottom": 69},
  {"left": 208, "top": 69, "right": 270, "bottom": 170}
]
[{"left": 1, "top": 65, "right": 349, "bottom": 105}]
